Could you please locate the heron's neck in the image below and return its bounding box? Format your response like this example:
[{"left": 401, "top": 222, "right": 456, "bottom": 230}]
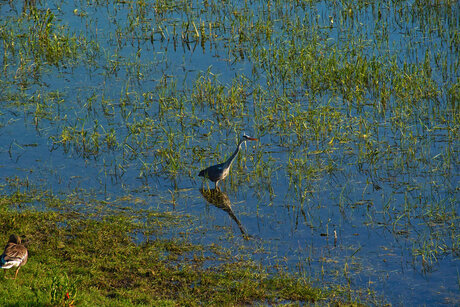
[{"left": 223, "top": 140, "right": 245, "bottom": 168}]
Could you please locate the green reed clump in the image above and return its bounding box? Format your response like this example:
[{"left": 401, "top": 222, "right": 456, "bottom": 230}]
[
  {"left": 0, "top": 7, "right": 92, "bottom": 69},
  {"left": 52, "top": 121, "right": 103, "bottom": 158}
]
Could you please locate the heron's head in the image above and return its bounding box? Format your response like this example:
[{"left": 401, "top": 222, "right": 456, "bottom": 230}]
[
  {"left": 242, "top": 134, "right": 258, "bottom": 141},
  {"left": 198, "top": 169, "right": 205, "bottom": 177}
]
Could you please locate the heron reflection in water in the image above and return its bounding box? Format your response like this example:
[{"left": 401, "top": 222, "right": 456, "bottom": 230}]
[
  {"left": 200, "top": 188, "right": 249, "bottom": 238},
  {"left": 199, "top": 134, "right": 258, "bottom": 189}
]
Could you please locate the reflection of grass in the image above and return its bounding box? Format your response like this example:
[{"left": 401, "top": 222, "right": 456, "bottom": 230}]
[{"left": 0, "top": 190, "right": 378, "bottom": 305}]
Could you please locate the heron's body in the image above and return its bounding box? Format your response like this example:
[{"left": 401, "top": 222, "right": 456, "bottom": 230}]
[
  {"left": 199, "top": 134, "right": 257, "bottom": 188},
  {"left": 1, "top": 234, "right": 28, "bottom": 279}
]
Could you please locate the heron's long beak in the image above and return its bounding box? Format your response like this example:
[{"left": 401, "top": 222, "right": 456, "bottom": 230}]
[{"left": 243, "top": 135, "right": 258, "bottom": 141}]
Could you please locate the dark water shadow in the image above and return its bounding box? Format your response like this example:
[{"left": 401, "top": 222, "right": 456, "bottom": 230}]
[{"left": 199, "top": 188, "right": 250, "bottom": 239}]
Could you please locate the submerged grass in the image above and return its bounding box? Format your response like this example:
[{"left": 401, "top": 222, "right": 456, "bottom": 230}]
[{"left": 0, "top": 188, "right": 378, "bottom": 306}]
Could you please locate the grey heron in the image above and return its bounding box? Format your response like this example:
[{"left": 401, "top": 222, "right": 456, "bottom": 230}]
[{"left": 199, "top": 134, "right": 258, "bottom": 189}]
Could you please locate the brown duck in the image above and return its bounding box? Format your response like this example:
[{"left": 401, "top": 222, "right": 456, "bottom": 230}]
[{"left": 1, "top": 234, "right": 28, "bottom": 279}]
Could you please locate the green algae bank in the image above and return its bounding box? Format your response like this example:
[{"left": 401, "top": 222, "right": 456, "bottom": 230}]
[{"left": 0, "top": 0, "right": 458, "bottom": 305}]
